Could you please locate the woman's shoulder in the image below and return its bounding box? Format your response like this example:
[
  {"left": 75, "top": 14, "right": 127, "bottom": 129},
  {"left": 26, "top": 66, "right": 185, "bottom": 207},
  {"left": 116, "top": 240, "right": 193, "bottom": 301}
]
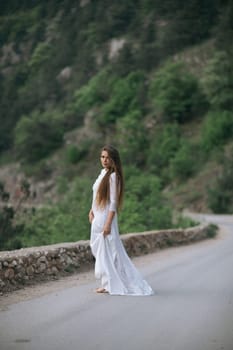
[{"left": 110, "top": 172, "right": 116, "bottom": 182}]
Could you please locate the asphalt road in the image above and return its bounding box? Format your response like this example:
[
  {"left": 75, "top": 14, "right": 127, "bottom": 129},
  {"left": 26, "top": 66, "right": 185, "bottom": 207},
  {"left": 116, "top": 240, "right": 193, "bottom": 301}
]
[{"left": 0, "top": 214, "right": 233, "bottom": 350}]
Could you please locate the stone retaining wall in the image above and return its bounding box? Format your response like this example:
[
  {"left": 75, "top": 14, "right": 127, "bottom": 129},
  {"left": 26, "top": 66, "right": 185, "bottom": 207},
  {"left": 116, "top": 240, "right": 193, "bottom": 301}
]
[{"left": 0, "top": 223, "right": 211, "bottom": 293}]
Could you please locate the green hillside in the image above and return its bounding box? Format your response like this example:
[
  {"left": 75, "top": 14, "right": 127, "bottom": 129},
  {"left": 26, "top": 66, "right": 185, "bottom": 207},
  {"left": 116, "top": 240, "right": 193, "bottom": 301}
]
[{"left": 0, "top": 0, "right": 233, "bottom": 250}]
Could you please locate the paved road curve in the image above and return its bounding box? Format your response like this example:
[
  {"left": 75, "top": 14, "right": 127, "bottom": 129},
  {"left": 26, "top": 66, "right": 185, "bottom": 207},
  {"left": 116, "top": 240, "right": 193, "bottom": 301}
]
[{"left": 0, "top": 214, "right": 233, "bottom": 350}]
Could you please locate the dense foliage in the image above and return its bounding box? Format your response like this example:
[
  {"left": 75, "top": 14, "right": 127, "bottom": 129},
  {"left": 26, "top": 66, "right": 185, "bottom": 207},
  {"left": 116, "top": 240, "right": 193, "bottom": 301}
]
[
  {"left": 207, "top": 148, "right": 233, "bottom": 213},
  {"left": 149, "top": 62, "right": 207, "bottom": 123},
  {"left": 0, "top": 181, "right": 30, "bottom": 251},
  {"left": 0, "top": 0, "right": 232, "bottom": 250}
]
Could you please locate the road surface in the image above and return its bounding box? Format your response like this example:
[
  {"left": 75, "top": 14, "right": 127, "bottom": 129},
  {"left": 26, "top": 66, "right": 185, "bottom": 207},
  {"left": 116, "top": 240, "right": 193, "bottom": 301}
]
[{"left": 0, "top": 214, "right": 233, "bottom": 350}]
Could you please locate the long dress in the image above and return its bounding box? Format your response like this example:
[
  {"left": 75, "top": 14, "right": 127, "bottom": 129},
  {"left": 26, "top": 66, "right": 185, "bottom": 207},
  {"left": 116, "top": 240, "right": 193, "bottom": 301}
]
[{"left": 90, "top": 168, "right": 154, "bottom": 296}]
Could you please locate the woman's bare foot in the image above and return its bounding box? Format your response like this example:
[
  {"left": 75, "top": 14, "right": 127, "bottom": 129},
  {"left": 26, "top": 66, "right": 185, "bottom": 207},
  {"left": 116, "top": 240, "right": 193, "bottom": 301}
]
[{"left": 95, "top": 288, "right": 108, "bottom": 293}]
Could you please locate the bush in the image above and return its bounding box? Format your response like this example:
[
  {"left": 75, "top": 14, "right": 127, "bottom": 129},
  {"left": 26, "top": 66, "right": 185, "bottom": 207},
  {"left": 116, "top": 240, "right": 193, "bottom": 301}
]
[
  {"left": 173, "top": 214, "right": 199, "bottom": 228},
  {"left": 20, "top": 177, "right": 93, "bottom": 247},
  {"left": 160, "top": 1, "right": 218, "bottom": 54},
  {"left": 147, "top": 123, "right": 181, "bottom": 175},
  {"left": 23, "top": 159, "right": 53, "bottom": 180},
  {"left": 170, "top": 140, "right": 198, "bottom": 180},
  {"left": 0, "top": 6, "right": 43, "bottom": 44},
  {"left": 0, "top": 72, "right": 21, "bottom": 152},
  {"left": 215, "top": 2, "right": 233, "bottom": 55},
  {"left": 14, "top": 110, "right": 64, "bottom": 163},
  {"left": 115, "top": 110, "right": 148, "bottom": 167},
  {"left": 207, "top": 150, "right": 233, "bottom": 213},
  {"left": 149, "top": 61, "right": 207, "bottom": 123},
  {"left": 72, "top": 69, "right": 115, "bottom": 117},
  {"left": 206, "top": 224, "right": 218, "bottom": 238},
  {"left": 65, "top": 140, "right": 91, "bottom": 165},
  {"left": 28, "top": 42, "right": 53, "bottom": 72},
  {"left": 98, "top": 71, "right": 146, "bottom": 126},
  {"left": 201, "top": 110, "right": 233, "bottom": 153},
  {"left": 119, "top": 173, "right": 173, "bottom": 232},
  {"left": 65, "top": 145, "right": 82, "bottom": 164},
  {"left": 208, "top": 187, "right": 232, "bottom": 214},
  {"left": 202, "top": 51, "right": 233, "bottom": 111},
  {"left": 0, "top": 180, "right": 30, "bottom": 251}
]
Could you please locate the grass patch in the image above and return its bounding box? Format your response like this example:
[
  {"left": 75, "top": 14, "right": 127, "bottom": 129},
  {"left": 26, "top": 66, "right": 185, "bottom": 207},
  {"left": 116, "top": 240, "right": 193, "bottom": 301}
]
[{"left": 174, "top": 215, "right": 199, "bottom": 228}]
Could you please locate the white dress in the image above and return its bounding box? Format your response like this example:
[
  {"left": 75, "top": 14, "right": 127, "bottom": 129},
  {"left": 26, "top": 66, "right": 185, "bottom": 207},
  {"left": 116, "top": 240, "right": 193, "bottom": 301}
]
[{"left": 90, "top": 168, "right": 154, "bottom": 296}]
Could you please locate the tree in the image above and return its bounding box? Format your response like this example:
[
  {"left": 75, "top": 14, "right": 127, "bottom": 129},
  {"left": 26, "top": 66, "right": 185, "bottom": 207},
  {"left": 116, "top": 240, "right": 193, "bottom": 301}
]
[
  {"left": 215, "top": 1, "right": 233, "bottom": 55},
  {"left": 98, "top": 71, "right": 145, "bottom": 126},
  {"left": 0, "top": 180, "right": 30, "bottom": 251},
  {"left": 116, "top": 110, "right": 148, "bottom": 167},
  {"left": 149, "top": 62, "right": 207, "bottom": 123},
  {"left": 202, "top": 51, "right": 233, "bottom": 111},
  {"left": 207, "top": 148, "right": 233, "bottom": 213},
  {"left": 147, "top": 123, "right": 181, "bottom": 175},
  {"left": 156, "top": 0, "right": 219, "bottom": 54},
  {"left": 201, "top": 110, "right": 233, "bottom": 152},
  {"left": 14, "top": 110, "right": 64, "bottom": 163}
]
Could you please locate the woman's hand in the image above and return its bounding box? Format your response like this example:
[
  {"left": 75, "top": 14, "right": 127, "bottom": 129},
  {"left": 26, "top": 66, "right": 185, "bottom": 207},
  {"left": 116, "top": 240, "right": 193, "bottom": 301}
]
[
  {"left": 103, "top": 210, "right": 115, "bottom": 237},
  {"left": 103, "top": 224, "right": 111, "bottom": 237},
  {"left": 88, "top": 209, "right": 94, "bottom": 224}
]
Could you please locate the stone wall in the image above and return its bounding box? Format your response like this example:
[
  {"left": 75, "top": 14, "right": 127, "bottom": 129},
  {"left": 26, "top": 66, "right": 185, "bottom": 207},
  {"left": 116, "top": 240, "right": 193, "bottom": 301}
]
[{"left": 0, "top": 223, "right": 212, "bottom": 293}]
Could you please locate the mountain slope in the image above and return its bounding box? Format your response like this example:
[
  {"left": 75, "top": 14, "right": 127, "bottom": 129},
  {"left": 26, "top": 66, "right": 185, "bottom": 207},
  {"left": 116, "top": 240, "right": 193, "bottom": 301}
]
[{"left": 0, "top": 0, "right": 233, "bottom": 250}]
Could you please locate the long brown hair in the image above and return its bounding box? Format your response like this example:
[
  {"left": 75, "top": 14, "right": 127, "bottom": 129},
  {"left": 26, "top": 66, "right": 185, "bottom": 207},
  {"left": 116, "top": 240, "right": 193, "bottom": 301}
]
[{"left": 96, "top": 145, "right": 124, "bottom": 210}]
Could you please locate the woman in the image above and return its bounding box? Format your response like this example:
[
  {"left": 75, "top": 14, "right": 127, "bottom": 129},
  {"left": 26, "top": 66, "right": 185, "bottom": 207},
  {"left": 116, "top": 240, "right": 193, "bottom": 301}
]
[{"left": 89, "top": 145, "right": 154, "bottom": 296}]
